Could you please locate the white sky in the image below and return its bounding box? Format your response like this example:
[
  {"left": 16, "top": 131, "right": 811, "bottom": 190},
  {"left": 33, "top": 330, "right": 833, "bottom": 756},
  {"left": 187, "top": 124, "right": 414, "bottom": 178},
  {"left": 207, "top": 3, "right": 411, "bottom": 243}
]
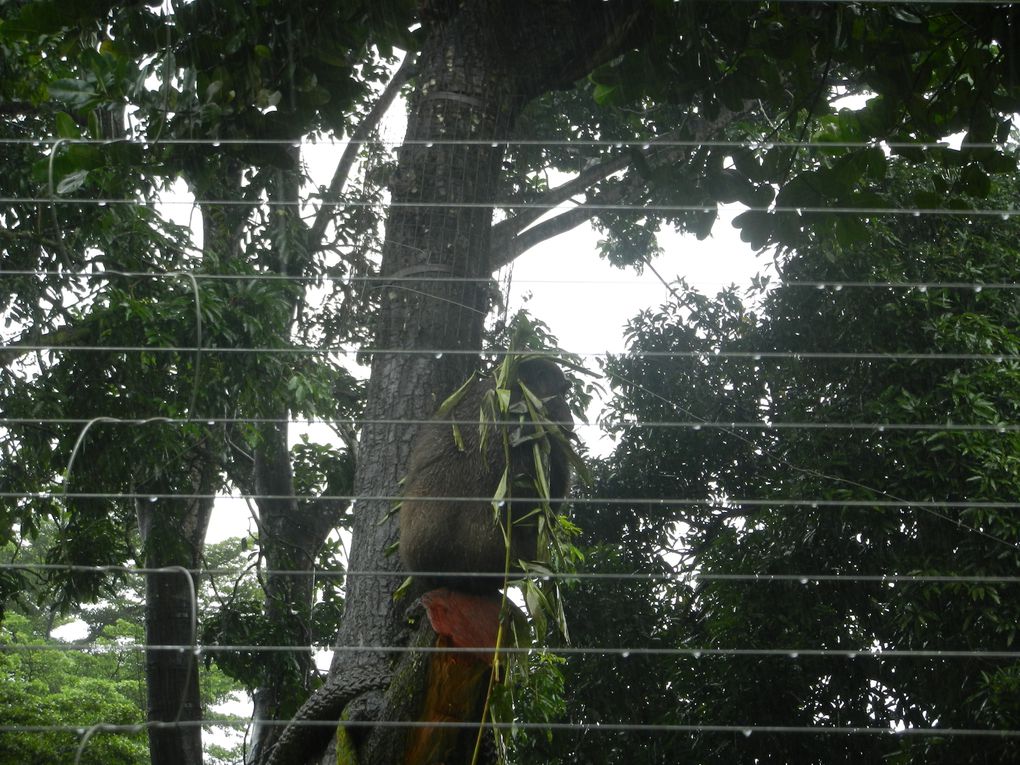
[{"left": 505, "top": 205, "right": 760, "bottom": 351}]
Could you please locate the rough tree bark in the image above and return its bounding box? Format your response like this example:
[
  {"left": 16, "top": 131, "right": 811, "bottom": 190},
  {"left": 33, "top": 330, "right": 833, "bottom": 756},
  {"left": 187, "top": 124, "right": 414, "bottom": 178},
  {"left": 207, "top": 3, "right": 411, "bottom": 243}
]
[
  {"left": 291, "top": 3, "right": 648, "bottom": 764},
  {"left": 250, "top": 56, "right": 419, "bottom": 761},
  {"left": 248, "top": 422, "right": 341, "bottom": 762}
]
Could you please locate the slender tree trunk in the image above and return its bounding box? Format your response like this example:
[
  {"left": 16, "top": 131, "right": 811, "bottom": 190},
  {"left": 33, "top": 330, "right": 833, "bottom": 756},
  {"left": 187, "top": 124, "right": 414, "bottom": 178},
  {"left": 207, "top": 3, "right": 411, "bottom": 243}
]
[
  {"left": 249, "top": 422, "right": 346, "bottom": 762},
  {"left": 249, "top": 154, "right": 349, "bottom": 762},
  {"left": 132, "top": 148, "right": 246, "bottom": 765},
  {"left": 136, "top": 468, "right": 215, "bottom": 765},
  {"left": 248, "top": 420, "right": 311, "bottom": 762}
]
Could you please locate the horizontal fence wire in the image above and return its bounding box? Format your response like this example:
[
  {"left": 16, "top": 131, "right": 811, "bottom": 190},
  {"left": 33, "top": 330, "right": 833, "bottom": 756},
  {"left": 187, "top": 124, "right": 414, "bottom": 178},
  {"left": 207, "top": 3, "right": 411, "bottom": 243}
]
[
  {"left": 3, "top": 643, "right": 1019, "bottom": 660},
  {"left": 0, "top": 136, "right": 1011, "bottom": 149},
  {"left": 5, "top": 346, "right": 1019, "bottom": 362},
  {"left": 3, "top": 270, "right": 1020, "bottom": 291},
  {"left": 3, "top": 197, "right": 1019, "bottom": 217},
  {"left": 6, "top": 563, "right": 1020, "bottom": 585},
  {"left": 1, "top": 417, "right": 1018, "bottom": 432},
  {"left": 4, "top": 719, "right": 1020, "bottom": 738},
  {"left": 3, "top": 492, "right": 1018, "bottom": 508},
  {"left": 0, "top": 136, "right": 995, "bottom": 149}
]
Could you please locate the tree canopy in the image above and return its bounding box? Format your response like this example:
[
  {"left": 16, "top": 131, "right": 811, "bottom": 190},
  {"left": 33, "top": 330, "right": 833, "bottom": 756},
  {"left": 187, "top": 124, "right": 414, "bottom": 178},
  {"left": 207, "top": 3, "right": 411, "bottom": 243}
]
[
  {"left": 560, "top": 161, "right": 1020, "bottom": 763},
  {"left": 3, "top": 1, "right": 1020, "bottom": 764}
]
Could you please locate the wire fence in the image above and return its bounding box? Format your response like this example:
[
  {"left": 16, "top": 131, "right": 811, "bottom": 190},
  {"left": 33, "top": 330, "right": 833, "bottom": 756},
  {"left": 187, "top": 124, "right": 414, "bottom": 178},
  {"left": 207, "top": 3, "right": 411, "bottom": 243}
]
[{"left": 5, "top": 6, "right": 1020, "bottom": 761}]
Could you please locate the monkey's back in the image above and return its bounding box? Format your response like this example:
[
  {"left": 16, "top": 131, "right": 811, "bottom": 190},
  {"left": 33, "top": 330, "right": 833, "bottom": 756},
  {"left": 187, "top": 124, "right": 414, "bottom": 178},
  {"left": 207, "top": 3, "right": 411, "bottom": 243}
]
[{"left": 399, "top": 387, "right": 541, "bottom": 593}]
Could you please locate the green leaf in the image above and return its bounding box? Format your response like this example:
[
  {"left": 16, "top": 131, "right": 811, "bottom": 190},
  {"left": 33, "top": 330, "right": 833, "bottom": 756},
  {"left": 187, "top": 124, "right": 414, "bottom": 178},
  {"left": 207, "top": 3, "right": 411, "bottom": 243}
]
[
  {"left": 0, "top": 1, "right": 69, "bottom": 38},
  {"left": 495, "top": 386, "right": 511, "bottom": 412},
  {"left": 491, "top": 467, "right": 509, "bottom": 513},
  {"left": 435, "top": 373, "right": 476, "bottom": 417},
  {"left": 532, "top": 442, "right": 550, "bottom": 501},
  {"left": 47, "top": 79, "right": 101, "bottom": 110},
  {"left": 393, "top": 576, "right": 413, "bottom": 601},
  {"left": 978, "top": 152, "right": 1017, "bottom": 174},
  {"left": 833, "top": 215, "right": 870, "bottom": 249},
  {"left": 523, "top": 580, "right": 550, "bottom": 637},
  {"left": 960, "top": 163, "right": 992, "bottom": 198},
  {"left": 733, "top": 210, "right": 773, "bottom": 249},
  {"left": 592, "top": 83, "right": 620, "bottom": 106},
  {"left": 54, "top": 112, "right": 80, "bottom": 139},
  {"left": 776, "top": 175, "right": 822, "bottom": 209},
  {"left": 890, "top": 7, "right": 922, "bottom": 23}
]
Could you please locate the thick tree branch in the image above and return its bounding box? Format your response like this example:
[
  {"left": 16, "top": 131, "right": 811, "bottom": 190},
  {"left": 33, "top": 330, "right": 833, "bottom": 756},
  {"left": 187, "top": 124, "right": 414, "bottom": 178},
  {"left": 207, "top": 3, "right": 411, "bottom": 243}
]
[
  {"left": 489, "top": 104, "right": 757, "bottom": 270},
  {"left": 489, "top": 147, "right": 668, "bottom": 271},
  {"left": 492, "top": 205, "right": 594, "bottom": 270},
  {"left": 309, "top": 53, "right": 417, "bottom": 252},
  {"left": 1, "top": 325, "right": 88, "bottom": 366},
  {"left": 490, "top": 149, "right": 633, "bottom": 251}
]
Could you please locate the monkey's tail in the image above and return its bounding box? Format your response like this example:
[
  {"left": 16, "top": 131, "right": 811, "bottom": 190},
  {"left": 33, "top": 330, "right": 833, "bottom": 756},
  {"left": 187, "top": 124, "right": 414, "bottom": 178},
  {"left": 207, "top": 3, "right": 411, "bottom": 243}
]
[{"left": 263, "top": 665, "right": 388, "bottom": 765}]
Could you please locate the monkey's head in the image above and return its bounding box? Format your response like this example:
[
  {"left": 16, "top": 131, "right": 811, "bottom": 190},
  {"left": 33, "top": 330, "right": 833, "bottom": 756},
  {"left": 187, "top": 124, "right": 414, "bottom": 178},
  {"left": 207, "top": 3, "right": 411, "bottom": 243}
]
[{"left": 514, "top": 357, "right": 574, "bottom": 435}]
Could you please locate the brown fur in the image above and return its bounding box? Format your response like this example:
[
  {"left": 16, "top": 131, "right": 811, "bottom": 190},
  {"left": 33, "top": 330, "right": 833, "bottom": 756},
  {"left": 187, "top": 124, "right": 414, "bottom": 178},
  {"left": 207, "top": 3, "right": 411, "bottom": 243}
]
[{"left": 399, "top": 359, "right": 573, "bottom": 593}]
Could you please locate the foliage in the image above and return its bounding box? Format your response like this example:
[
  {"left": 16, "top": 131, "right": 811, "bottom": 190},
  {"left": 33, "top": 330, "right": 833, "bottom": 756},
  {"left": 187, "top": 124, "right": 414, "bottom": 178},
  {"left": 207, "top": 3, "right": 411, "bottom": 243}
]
[
  {"left": 7, "top": 1, "right": 1020, "bottom": 763},
  {"left": 502, "top": 2, "right": 1020, "bottom": 268},
  {"left": 199, "top": 532, "right": 346, "bottom": 693},
  {"left": 0, "top": 0, "right": 401, "bottom": 602},
  {"left": 0, "top": 612, "right": 148, "bottom": 765},
  {"left": 491, "top": 650, "right": 568, "bottom": 764},
  {"left": 552, "top": 161, "right": 1020, "bottom": 763},
  {"left": 1, "top": 0, "right": 385, "bottom": 756},
  {"left": 0, "top": 527, "right": 262, "bottom": 763}
]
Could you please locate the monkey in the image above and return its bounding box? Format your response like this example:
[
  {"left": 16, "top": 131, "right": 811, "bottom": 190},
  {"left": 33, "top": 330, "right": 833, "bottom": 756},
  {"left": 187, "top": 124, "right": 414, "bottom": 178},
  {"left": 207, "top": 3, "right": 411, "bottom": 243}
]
[{"left": 399, "top": 357, "right": 574, "bottom": 594}]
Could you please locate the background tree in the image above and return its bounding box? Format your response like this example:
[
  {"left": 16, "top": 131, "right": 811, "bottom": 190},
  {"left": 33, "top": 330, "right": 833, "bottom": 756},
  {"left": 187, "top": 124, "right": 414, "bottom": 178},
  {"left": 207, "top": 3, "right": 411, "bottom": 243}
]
[
  {"left": 552, "top": 161, "right": 1020, "bottom": 764},
  {"left": 0, "top": 525, "right": 248, "bottom": 764},
  {"left": 1, "top": 1, "right": 410, "bottom": 761}
]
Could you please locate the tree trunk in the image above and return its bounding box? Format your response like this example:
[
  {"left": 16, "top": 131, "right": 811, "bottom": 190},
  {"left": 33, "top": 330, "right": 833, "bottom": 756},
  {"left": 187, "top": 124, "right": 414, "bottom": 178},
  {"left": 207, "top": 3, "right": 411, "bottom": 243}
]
[
  {"left": 361, "top": 589, "right": 505, "bottom": 765},
  {"left": 249, "top": 421, "right": 346, "bottom": 763},
  {"left": 248, "top": 421, "right": 309, "bottom": 762},
  {"left": 328, "top": 0, "right": 517, "bottom": 708},
  {"left": 133, "top": 149, "right": 246, "bottom": 764},
  {"left": 317, "top": 4, "right": 645, "bottom": 763},
  {"left": 250, "top": 156, "right": 348, "bottom": 762},
  {"left": 136, "top": 467, "right": 215, "bottom": 765}
]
